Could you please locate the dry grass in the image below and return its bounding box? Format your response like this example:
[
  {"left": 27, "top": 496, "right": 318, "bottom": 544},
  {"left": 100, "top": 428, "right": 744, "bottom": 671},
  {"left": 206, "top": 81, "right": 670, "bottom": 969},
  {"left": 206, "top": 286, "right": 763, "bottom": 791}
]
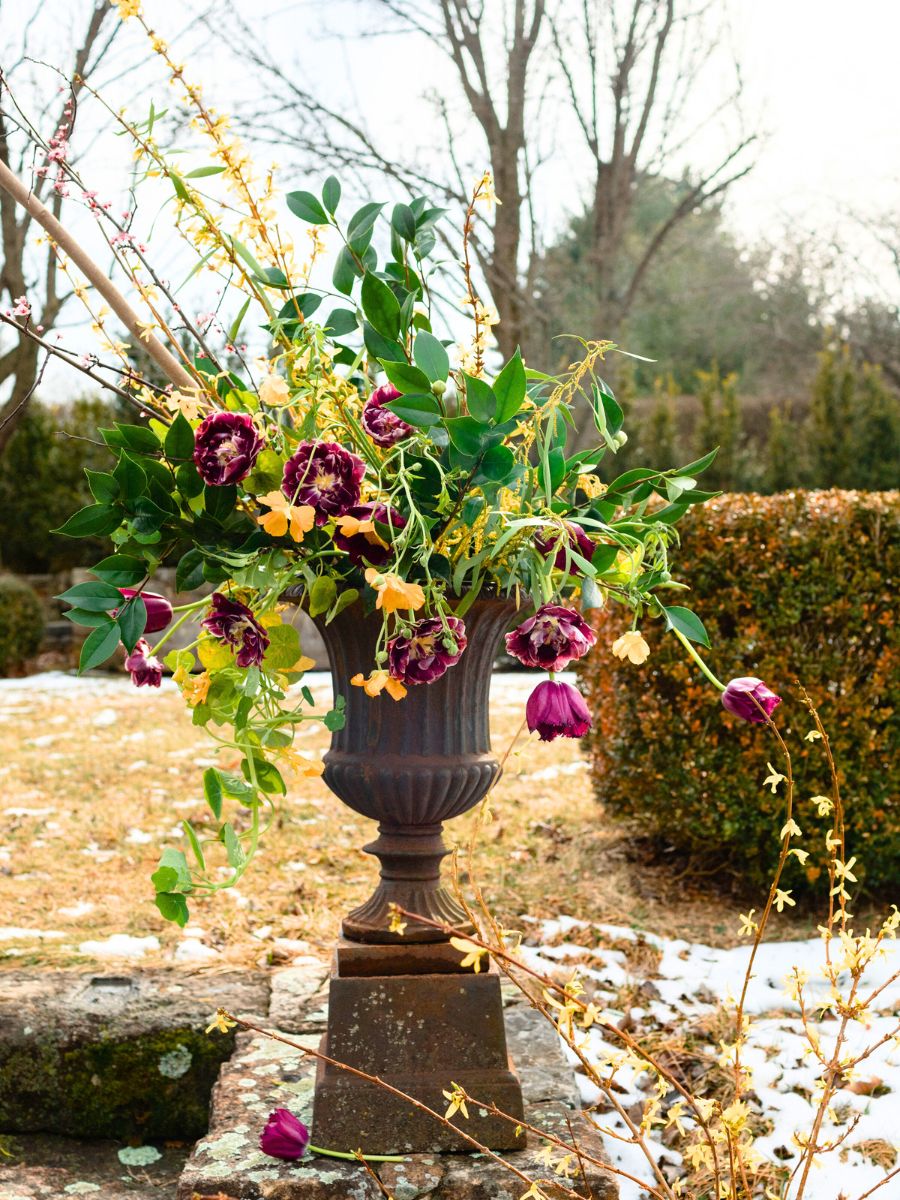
[{"left": 0, "top": 672, "right": 867, "bottom": 971}]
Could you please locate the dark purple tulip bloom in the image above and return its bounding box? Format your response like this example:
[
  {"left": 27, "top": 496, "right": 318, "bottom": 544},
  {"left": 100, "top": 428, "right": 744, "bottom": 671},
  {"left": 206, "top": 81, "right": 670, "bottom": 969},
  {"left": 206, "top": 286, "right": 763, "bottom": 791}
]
[
  {"left": 506, "top": 604, "right": 597, "bottom": 672},
  {"left": 388, "top": 615, "right": 467, "bottom": 686},
  {"left": 361, "top": 382, "right": 413, "bottom": 448},
  {"left": 117, "top": 588, "right": 173, "bottom": 634},
  {"left": 193, "top": 411, "right": 264, "bottom": 486},
  {"left": 201, "top": 592, "right": 270, "bottom": 668},
  {"left": 526, "top": 679, "right": 592, "bottom": 742},
  {"left": 125, "top": 638, "right": 163, "bottom": 688},
  {"left": 535, "top": 522, "right": 596, "bottom": 573},
  {"left": 259, "top": 1108, "right": 310, "bottom": 1161},
  {"left": 721, "top": 676, "right": 781, "bottom": 724},
  {"left": 282, "top": 441, "right": 365, "bottom": 525},
  {"left": 334, "top": 503, "right": 407, "bottom": 567}
]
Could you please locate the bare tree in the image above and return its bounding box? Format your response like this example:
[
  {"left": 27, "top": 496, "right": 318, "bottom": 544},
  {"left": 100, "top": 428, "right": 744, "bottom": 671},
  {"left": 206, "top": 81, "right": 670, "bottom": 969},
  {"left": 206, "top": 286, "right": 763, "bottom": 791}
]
[{"left": 0, "top": 1, "right": 118, "bottom": 452}]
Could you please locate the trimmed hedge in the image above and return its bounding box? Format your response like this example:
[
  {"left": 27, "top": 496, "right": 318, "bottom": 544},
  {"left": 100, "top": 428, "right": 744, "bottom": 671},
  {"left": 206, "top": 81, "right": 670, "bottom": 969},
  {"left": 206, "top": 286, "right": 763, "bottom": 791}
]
[
  {"left": 577, "top": 490, "right": 899, "bottom": 892},
  {"left": 0, "top": 575, "right": 45, "bottom": 675}
]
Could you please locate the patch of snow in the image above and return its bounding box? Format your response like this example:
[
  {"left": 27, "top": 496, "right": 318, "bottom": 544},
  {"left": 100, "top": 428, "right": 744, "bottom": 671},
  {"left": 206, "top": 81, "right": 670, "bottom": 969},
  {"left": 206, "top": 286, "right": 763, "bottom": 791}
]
[
  {"left": 91, "top": 708, "right": 118, "bottom": 727},
  {"left": 526, "top": 760, "right": 589, "bottom": 781},
  {"left": 23, "top": 734, "right": 56, "bottom": 747},
  {"left": 0, "top": 927, "right": 65, "bottom": 941},
  {"left": 3, "top": 806, "right": 56, "bottom": 818},
  {"left": 125, "top": 827, "right": 153, "bottom": 844},
  {"left": 58, "top": 901, "right": 95, "bottom": 919},
  {"left": 79, "top": 934, "right": 159, "bottom": 958},
  {"left": 173, "top": 938, "right": 219, "bottom": 963}
]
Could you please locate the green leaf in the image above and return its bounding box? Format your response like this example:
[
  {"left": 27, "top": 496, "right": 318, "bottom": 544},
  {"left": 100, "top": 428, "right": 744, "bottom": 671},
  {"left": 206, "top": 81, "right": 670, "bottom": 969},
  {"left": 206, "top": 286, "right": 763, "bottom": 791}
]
[
  {"left": 203, "top": 767, "right": 223, "bottom": 819},
  {"left": 176, "top": 461, "right": 204, "bottom": 498},
  {"left": 326, "top": 588, "right": 359, "bottom": 624},
  {"left": 361, "top": 272, "right": 401, "bottom": 339},
  {"left": 262, "top": 622, "right": 302, "bottom": 670},
  {"left": 596, "top": 377, "right": 624, "bottom": 436},
  {"left": 493, "top": 349, "right": 526, "bottom": 422},
  {"left": 101, "top": 423, "right": 160, "bottom": 453},
  {"left": 85, "top": 470, "right": 119, "bottom": 504},
  {"left": 204, "top": 484, "right": 236, "bottom": 522},
  {"left": 64, "top": 607, "right": 117, "bottom": 628},
  {"left": 380, "top": 359, "right": 432, "bottom": 395},
  {"left": 154, "top": 892, "right": 189, "bottom": 926},
  {"left": 580, "top": 577, "right": 606, "bottom": 611},
  {"left": 463, "top": 374, "right": 496, "bottom": 423},
  {"left": 347, "top": 201, "right": 384, "bottom": 247},
  {"left": 90, "top": 555, "right": 145, "bottom": 587},
  {"left": 385, "top": 393, "right": 442, "bottom": 427},
  {"left": 185, "top": 164, "right": 225, "bottom": 179},
  {"left": 53, "top": 503, "right": 121, "bottom": 538},
  {"left": 363, "top": 322, "right": 405, "bottom": 363},
  {"left": 444, "top": 416, "right": 486, "bottom": 457},
  {"left": 665, "top": 475, "right": 698, "bottom": 502},
  {"left": 606, "top": 468, "right": 659, "bottom": 496},
  {"left": 176, "top": 548, "right": 206, "bottom": 592},
  {"left": 242, "top": 757, "right": 286, "bottom": 796},
  {"left": 286, "top": 190, "right": 329, "bottom": 224},
  {"left": 322, "top": 175, "right": 341, "bottom": 214},
  {"left": 228, "top": 296, "right": 252, "bottom": 343},
  {"left": 477, "top": 443, "right": 515, "bottom": 482},
  {"left": 308, "top": 576, "right": 337, "bottom": 618},
  {"left": 391, "top": 202, "right": 417, "bottom": 241},
  {"left": 277, "top": 292, "right": 322, "bottom": 320},
  {"left": 222, "top": 823, "right": 245, "bottom": 868},
  {"left": 333, "top": 244, "right": 359, "bottom": 295},
  {"left": 183, "top": 821, "right": 206, "bottom": 871},
  {"left": 78, "top": 621, "right": 121, "bottom": 673},
  {"left": 324, "top": 307, "right": 358, "bottom": 337},
  {"left": 548, "top": 446, "right": 566, "bottom": 493},
  {"left": 413, "top": 330, "right": 449, "bottom": 383},
  {"left": 164, "top": 413, "right": 195, "bottom": 461},
  {"left": 57, "top": 580, "right": 124, "bottom": 612},
  {"left": 113, "top": 453, "right": 147, "bottom": 502},
  {"left": 677, "top": 448, "right": 719, "bottom": 476},
  {"left": 117, "top": 595, "right": 147, "bottom": 653},
  {"left": 661, "top": 605, "right": 710, "bottom": 648},
  {"left": 591, "top": 544, "right": 621, "bottom": 574}
]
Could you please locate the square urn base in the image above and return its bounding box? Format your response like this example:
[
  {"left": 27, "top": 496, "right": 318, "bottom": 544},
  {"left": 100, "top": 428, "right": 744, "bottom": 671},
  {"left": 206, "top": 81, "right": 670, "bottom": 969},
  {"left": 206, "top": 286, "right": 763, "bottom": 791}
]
[{"left": 311, "top": 940, "right": 525, "bottom": 1155}]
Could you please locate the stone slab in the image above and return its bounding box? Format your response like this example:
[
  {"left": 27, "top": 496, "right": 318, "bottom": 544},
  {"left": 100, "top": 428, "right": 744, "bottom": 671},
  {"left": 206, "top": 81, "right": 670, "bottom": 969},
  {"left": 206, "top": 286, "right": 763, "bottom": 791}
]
[
  {"left": 177, "top": 1005, "right": 617, "bottom": 1199},
  {"left": 0, "top": 1133, "right": 189, "bottom": 1200},
  {"left": 0, "top": 970, "right": 269, "bottom": 1140}
]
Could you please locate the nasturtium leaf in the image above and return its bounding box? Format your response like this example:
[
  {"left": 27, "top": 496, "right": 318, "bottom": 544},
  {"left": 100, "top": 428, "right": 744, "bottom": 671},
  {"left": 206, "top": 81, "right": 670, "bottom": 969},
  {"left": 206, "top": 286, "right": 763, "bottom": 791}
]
[
  {"left": 322, "top": 174, "right": 341, "bottom": 214},
  {"left": 242, "top": 757, "right": 286, "bottom": 795},
  {"left": 413, "top": 330, "right": 449, "bottom": 383},
  {"left": 380, "top": 359, "right": 432, "bottom": 395},
  {"left": 286, "top": 190, "right": 329, "bottom": 225},
  {"left": 79, "top": 620, "right": 122, "bottom": 673},
  {"left": 57, "top": 580, "right": 124, "bottom": 612},
  {"left": 155, "top": 893, "right": 190, "bottom": 926},
  {"left": 53, "top": 503, "right": 121, "bottom": 538},
  {"left": 462, "top": 374, "right": 496, "bottom": 423},
  {"left": 262, "top": 622, "right": 302, "bottom": 670},
  {"left": 198, "top": 636, "right": 234, "bottom": 670},
  {"left": 117, "top": 595, "right": 147, "bottom": 653},
  {"left": 222, "top": 822, "right": 246, "bottom": 868},
  {"left": 323, "top": 705, "right": 346, "bottom": 732},
  {"left": 151, "top": 865, "right": 178, "bottom": 893},
  {"left": 493, "top": 348, "right": 526, "bottom": 422},
  {"left": 308, "top": 575, "right": 337, "bottom": 618},
  {"left": 164, "top": 413, "right": 195, "bottom": 461},
  {"left": 361, "top": 272, "right": 401, "bottom": 340},
  {"left": 661, "top": 605, "right": 710, "bottom": 648}
]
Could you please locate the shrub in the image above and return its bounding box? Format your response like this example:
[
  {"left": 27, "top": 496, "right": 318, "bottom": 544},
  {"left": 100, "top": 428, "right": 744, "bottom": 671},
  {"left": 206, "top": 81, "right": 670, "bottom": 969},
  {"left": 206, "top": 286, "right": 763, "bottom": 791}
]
[
  {"left": 577, "top": 489, "right": 899, "bottom": 892},
  {"left": 0, "top": 575, "right": 45, "bottom": 674}
]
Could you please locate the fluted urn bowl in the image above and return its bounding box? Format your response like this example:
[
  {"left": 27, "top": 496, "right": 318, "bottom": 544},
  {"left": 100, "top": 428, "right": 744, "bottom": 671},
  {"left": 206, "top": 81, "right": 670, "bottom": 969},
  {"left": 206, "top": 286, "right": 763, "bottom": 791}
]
[{"left": 311, "top": 595, "right": 518, "bottom": 943}]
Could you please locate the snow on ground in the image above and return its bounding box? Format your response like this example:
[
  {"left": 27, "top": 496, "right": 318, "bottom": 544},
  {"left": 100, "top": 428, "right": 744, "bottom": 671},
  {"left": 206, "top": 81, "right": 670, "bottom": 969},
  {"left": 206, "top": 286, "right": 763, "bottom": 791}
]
[{"left": 525, "top": 918, "right": 900, "bottom": 1200}]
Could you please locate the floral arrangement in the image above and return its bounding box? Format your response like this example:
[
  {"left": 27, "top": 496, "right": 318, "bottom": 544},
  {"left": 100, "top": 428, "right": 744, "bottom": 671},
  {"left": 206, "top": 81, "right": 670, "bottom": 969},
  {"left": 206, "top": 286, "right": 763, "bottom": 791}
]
[{"left": 1, "top": 5, "right": 719, "bottom": 926}]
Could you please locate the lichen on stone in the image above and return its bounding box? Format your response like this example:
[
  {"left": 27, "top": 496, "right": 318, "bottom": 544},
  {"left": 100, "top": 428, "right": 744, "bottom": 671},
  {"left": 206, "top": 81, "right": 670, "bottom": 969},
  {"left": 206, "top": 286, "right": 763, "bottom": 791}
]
[
  {"left": 117, "top": 1144, "right": 162, "bottom": 1166},
  {"left": 157, "top": 1043, "right": 192, "bottom": 1079}
]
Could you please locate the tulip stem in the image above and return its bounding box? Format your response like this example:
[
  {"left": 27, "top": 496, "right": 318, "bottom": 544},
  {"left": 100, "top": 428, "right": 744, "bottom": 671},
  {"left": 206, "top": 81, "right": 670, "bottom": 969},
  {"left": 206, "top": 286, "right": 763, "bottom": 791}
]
[
  {"left": 672, "top": 628, "right": 725, "bottom": 692},
  {"left": 308, "top": 1144, "right": 404, "bottom": 1163},
  {"left": 150, "top": 608, "right": 198, "bottom": 656}
]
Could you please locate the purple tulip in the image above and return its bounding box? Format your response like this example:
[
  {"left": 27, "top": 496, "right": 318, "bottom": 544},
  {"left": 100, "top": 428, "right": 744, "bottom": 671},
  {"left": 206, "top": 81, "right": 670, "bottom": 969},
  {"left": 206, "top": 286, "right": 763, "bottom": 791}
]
[
  {"left": 117, "top": 589, "right": 173, "bottom": 634},
  {"left": 535, "top": 523, "right": 596, "bottom": 573},
  {"left": 388, "top": 615, "right": 467, "bottom": 686},
  {"left": 721, "top": 676, "right": 781, "bottom": 724},
  {"left": 506, "top": 604, "right": 597, "bottom": 672},
  {"left": 259, "top": 1108, "right": 310, "bottom": 1161},
  {"left": 526, "top": 679, "right": 592, "bottom": 742},
  {"left": 282, "top": 441, "right": 365, "bottom": 525},
  {"left": 192, "top": 411, "right": 264, "bottom": 486},
  {"left": 125, "top": 638, "right": 163, "bottom": 688},
  {"left": 201, "top": 592, "right": 270, "bottom": 668},
  {"left": 334, "top": 503, "right": 407, "bottom": 567},
  {"left": 361, "top": 383, "right": 413, "bottom": 448}
]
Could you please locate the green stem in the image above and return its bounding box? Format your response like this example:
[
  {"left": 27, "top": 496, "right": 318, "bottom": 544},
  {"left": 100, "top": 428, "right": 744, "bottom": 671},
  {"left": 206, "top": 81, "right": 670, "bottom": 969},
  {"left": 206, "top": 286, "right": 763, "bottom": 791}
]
[
  {"left": 672, "top": 627, "right": 726, "bottom": 692},
  {"left": 150, "top": 607, "right": 198, "bottom": 656},
  {"left": 308, "top": 1144, "right": 404, "bottom": 1163}
]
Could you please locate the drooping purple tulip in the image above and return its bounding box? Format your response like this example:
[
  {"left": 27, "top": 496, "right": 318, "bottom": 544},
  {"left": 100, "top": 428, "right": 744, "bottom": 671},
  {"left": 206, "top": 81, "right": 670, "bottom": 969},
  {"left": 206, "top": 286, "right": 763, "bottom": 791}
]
[
  {"left": 282, "top": 441, "right": 365, "bottom": 525},
  {"left": 333, "top": 503, "right": 407, "bottom": 567},
  {"left": 117, "top": 589, "right": 173, "bottom": 634},
  {"left": 535, "top": 522, "right": 596, "bottom": 573},
  {"left": 201, "top": 592, "right": 270, "bottom": 668},
  {"left": 259, "top": 1108, "right": 310, "bottom": 1161},
  {"left": 361, "top": 383, "right": 413, "bottom": 448},
  {"left": 506, "top": 604, "right": 597, "bottom": 672},
  {"left": 388, "top": 615, "right": 467, "bottom": 686},
  {"left": 192, "top": 411, "right": 264, "bottom": 486},
  {"left": 525, "top": 679, "right": 592, "bottom": 742},
  {"left": 125, "top": 638, "right": 163, "bottom": 688},
  {"left": 721, "top": 677, "right": 781, "bottom": 724}
]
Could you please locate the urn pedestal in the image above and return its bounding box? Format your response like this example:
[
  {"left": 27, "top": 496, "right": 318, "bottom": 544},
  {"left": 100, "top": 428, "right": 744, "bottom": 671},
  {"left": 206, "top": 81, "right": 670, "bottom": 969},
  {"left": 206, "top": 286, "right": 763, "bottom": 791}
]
[{"left": 308, "top": 598, "right": 525, "bottom": 1152}]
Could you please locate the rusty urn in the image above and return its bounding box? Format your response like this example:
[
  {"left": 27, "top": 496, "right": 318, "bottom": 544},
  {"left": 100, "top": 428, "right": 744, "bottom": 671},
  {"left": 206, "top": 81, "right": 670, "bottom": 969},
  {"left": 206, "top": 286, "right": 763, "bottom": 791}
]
[{"left": 309, "top": 595, "right": 526, "bottom": 1154}]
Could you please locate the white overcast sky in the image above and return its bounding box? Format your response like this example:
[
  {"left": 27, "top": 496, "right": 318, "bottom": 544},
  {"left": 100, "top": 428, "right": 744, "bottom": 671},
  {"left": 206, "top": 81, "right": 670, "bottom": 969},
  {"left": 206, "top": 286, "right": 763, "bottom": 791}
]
[{"left": 1, "top": 0, "right": 898, "bottom": 394}]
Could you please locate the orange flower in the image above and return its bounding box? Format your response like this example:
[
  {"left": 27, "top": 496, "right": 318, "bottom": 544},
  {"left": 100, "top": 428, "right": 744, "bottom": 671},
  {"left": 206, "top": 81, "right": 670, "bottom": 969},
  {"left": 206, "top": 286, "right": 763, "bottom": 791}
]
[
  {"left": 335, "top": 512, "right": 389, "bottom": 551},
  {"left": 364, "top": 567, "right": 425, "bottom": 613},
  {"left": 351, "top": 670, "right": 407, "bottom": 701},
  {"left": 256, "top": 492, "right": 316, "bottom": 542}
]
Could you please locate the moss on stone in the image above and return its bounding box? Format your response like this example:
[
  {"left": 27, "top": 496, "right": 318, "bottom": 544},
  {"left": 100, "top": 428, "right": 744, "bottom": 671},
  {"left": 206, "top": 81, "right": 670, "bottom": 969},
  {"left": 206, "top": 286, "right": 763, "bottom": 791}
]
[{"left": 0, "top": 1026, "right": 234, "bottom": 1139}]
